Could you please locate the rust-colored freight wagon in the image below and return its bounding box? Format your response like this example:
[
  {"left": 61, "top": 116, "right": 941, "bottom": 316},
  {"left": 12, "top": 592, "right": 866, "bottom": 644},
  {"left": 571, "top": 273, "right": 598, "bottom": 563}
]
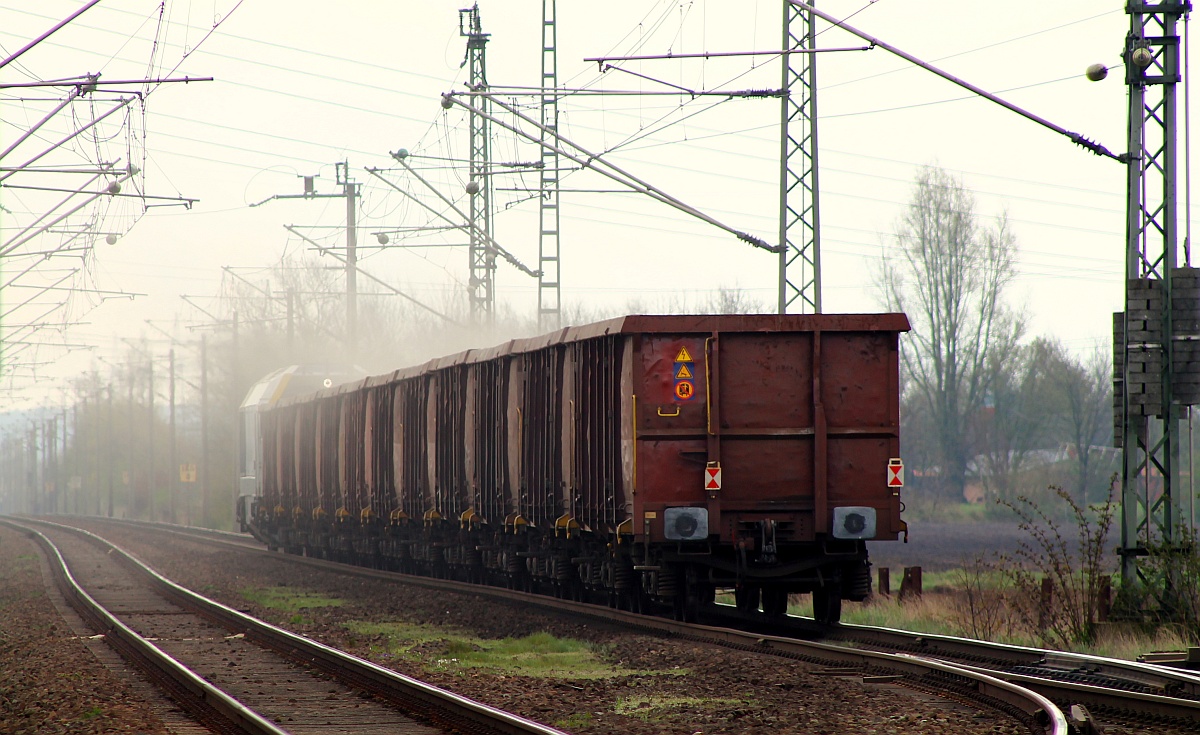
[{"left": 247, "top": 313, "right": 909, "bottom": 623}]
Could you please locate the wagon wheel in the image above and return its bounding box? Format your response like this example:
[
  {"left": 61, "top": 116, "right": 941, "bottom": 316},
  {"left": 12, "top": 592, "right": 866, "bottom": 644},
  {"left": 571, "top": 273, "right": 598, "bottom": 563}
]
[
  {"left": 620, "top": 587, "right": 646, "bottom": 614},
  {"left": 734, "top": 583, "right": 761, "bottom": 613},
  {"left": 673, "top": 589, "right": 699, "bottom": 622},
  {"left": 675, "top": 567, "right": 711, "bottom": 623},
  {"left": 811, "top": 586, "right": 842, "bottom": 624},
  {"left": 761, "top": 587, "right": 790, "bottom": 617}
]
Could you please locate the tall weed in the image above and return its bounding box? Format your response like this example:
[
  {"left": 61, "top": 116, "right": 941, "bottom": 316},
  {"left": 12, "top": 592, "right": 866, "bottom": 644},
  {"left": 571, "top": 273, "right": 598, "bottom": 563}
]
[
  {"left": 996, "top": 483, "right": 1116, "bottom": 648},
  {"left": 1134, "top": 523, "right": 1200, "bottom": 637},
  {"left": 950, "top": 558, "right": 1009, "bottom": 640}
]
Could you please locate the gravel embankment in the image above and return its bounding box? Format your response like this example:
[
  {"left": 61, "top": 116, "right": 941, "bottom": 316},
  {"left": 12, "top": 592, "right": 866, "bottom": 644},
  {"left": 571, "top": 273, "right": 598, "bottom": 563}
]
[{"left": 0, "top": 525, "right": 170, "bottom": 735}]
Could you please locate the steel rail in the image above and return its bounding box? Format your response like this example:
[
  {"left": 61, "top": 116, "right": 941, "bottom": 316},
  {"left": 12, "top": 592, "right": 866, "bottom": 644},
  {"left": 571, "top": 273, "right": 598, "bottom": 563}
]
[
  {"left": 945, "top": 658, "right": 1200, "bottom": 722},
  {"left": 0, "top": 518, "right": 287, "bottom": 735},
  {"left": 73, "top": 517, "right": 1066, "bottom": 735},
  {"left": 823, "top": 620, "right": 1200, "bottom": 701},
  {"left": 74, "top": 516, "right": 1200, "bottom": 726},
  {"left": 16, "top": 518, "right": 570, "bottom": 735}
]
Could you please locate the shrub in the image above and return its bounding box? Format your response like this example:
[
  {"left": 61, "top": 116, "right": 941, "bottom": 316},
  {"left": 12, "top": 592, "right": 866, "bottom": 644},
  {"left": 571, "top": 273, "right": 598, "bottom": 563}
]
[
  {"left": 996, "top": 482, "right": 1116, "bottom": 648},
  {"left": 1133, "top": 523, "right": 1200, "bottom": 637},
  {"left": 950, "top": 557, "right": 1009, "bottom": 640}
]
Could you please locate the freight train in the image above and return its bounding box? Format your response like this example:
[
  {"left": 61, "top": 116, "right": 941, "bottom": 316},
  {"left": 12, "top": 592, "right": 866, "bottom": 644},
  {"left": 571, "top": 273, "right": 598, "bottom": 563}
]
[{"left": 239, "top": 314, "right": 910, "bottom": 624}]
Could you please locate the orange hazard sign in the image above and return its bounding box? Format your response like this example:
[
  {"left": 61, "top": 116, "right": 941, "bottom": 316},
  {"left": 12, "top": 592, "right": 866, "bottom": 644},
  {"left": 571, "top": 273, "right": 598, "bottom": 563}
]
[{"left": 672, "top": 344, "right": 696, "bottom": 401}]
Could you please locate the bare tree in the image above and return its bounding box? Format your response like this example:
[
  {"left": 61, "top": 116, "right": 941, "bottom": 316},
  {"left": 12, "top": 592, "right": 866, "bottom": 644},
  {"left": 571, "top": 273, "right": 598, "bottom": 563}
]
[
  {"left": 976, "top": 338, "right": 1062, "bottom": 503},
  {"left": 879, "top": 166, "right": 1024, "bottom": 499},
  {"left": 699, "top": 286, "right": 767, "bottom": 314},
  {"left": 1050, "top": 345, "right": 1114, "bottom": 505}
]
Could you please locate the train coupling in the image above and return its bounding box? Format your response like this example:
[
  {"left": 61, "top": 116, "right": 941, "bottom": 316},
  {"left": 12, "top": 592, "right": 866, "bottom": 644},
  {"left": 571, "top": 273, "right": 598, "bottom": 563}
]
[{"left": 759, "top": 519, "right": 777, "bottom": 564}]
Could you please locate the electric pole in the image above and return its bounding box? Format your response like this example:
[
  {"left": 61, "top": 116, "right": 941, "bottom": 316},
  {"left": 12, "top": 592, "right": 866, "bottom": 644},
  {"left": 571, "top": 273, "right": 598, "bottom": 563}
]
[
  {"left": 251, "top": 163, "right": 360, "bottom": 359},
  {"left": 231, "top": 309, "right": 240, "bottom": 527},
  {"left": 1115, "top": 0, "right": 1192, "bottom": 617},
  {"left": 127, "top": 363, "right": 134, "bottom": 516},
  {"left": 539, "top": 0, "right": 562, "bottom": 327},
  {"left": 790, "top": 0, "right": 1186, "bottom": 617},
  {"left": 201, "top": 334, "right": 209, "bottom": 527},
  {"left": 169, "top": 348, "right": 177, "bottom": 525},
  {"left": 148, "top": 354, "right": 155, "bottom": 521},
  {"left": 341, "top": 164, "right": 359, "bottom": 358},
  {"left": 461, "top": 4, "right": 496, "bottom": 320},
  {"left": 106, "top": 384, "right": 113, "bottom": 518},
  {"left": 779, "top": 0, "right": 821, "bottom": 314}
]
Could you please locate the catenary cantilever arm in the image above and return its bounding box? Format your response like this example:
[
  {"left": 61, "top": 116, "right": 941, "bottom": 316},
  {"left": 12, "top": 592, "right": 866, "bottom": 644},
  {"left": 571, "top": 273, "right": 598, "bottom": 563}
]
[{"left": 788, "top": 0, "right": 1123, "bottom": 162}]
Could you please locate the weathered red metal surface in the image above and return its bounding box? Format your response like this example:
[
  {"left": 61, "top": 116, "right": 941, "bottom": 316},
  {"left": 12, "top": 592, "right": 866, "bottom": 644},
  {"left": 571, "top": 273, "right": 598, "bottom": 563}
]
[
  {"left": 339, "top": 391, "right": 366, "bottom": 514},
  {"left": 364, "top": 383, "right": 395, "bottom": 518},
  {"left": 315, "top": 396, "right": 340, "bottom": 513},
  {"left": 276, "top": 404, "right": 297, "bottom": 511},
  {"left": 260, "top": 410, "right": 280, "bottom": 511},
  {"left": 627, "top": 316, "right": 907, "bottom": 543},
  {"left": 515, "top": 349, "right": 563, "bottom": 528},
  {"left": 392, "top": 378, "right": 429, "bottom": 519},
  {"left": 266, "top": 313, "right": 908, "bottom": 543},
  {"left": 431, "top": 366, "right": 469, "bottom": 519},
  {"left": 564, "top": 336, "right": 626, "bottom": 534},
  {"left": 467, "top": 360, "right": 508, "bottom": 524},
  {"left": 295, "top": 402, "right": 318, "bottom": 514}
]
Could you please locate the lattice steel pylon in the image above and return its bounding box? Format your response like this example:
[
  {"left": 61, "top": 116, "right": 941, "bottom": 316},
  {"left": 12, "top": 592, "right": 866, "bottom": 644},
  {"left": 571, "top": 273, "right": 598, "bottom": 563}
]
[
  {"left": 778, "top": 0, "right": 822, "bottom": 314},
  {"left": 461, "top": 5, "right": 495, "bottom": 320},
  {"left": 1117, "top": 1, "right": 1190, "bottom": 614},
  {"left": 538, "top": 0, "right": 561, "bottom": 328}
]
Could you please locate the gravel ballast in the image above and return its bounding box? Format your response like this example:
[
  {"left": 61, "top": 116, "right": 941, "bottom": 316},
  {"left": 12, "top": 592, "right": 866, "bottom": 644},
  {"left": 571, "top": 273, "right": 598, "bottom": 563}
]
[
  {"left": 78, "top": 522, "right": 1028, "bottom": 735},
  {"left": 0, "top": 525, "right": 171, "bottom": 734},
  {"left": 6, "top": 519, "right": 1167, "bottom": 734}
]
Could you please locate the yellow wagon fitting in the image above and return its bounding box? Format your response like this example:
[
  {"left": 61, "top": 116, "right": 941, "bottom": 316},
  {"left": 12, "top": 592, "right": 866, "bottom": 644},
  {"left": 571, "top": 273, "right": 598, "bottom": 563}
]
[
  {"left": 554, "top": 513, "right": 579, "bottom": 539},
  {"left": 459, "top": 507, "right": 485, "bottom": 530},
  {"left": 616, "top": 518, "right": 633, "bottom": 538},
  {"left": 503, "top": 512, "right": 529, "bottom": 534}
]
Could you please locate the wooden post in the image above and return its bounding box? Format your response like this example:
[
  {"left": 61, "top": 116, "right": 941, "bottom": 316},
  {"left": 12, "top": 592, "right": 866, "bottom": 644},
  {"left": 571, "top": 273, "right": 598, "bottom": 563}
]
[
  {"left": 1039, "top": 577, "right": 1054, "bottom": 630},
  {"left": 899, "top": 566, "right": 922, "bottom": 600},
  {"left": 1097, "top": 575, "right": 1112, "bottom": 623},
  {"left": 878, "top": 567, "right": 891, "bottom": 597}
]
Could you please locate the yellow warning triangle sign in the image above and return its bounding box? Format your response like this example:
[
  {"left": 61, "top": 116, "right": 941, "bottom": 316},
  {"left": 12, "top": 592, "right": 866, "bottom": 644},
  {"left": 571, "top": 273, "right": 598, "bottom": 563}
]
[
  {"left": 674, "top": 346, "right": 693, "bottom": 363},
  {"left": 675, "top": 363, "right": 693, "bottom": 379}
]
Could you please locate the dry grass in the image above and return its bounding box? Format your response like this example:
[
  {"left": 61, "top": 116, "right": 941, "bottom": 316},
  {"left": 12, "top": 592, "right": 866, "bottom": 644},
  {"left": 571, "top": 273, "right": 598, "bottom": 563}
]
[
  {"left": 826, "top": 587, "right": 1192, "bottom": 660},
  {"left": 794, "top": 592, "right": 968, "bottom": 638},
  {"left": 1089, "top": 626, "right": 1194, "bottom": 661}
]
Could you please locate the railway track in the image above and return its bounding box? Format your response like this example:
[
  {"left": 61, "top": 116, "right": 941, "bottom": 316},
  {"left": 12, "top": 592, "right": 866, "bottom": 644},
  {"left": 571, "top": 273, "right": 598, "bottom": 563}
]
[
  {"left": 2, "top": 517, "right": 569, "bottom": 735},
  {"left": 42, "top": 516, "right": 1076, "bottom": 735},
  {"left": 815, "top": 619, "right": 1200, "bottom": 729},
  {"left": 87, "top": 517, "right": 1200, "bottom": 728}
]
